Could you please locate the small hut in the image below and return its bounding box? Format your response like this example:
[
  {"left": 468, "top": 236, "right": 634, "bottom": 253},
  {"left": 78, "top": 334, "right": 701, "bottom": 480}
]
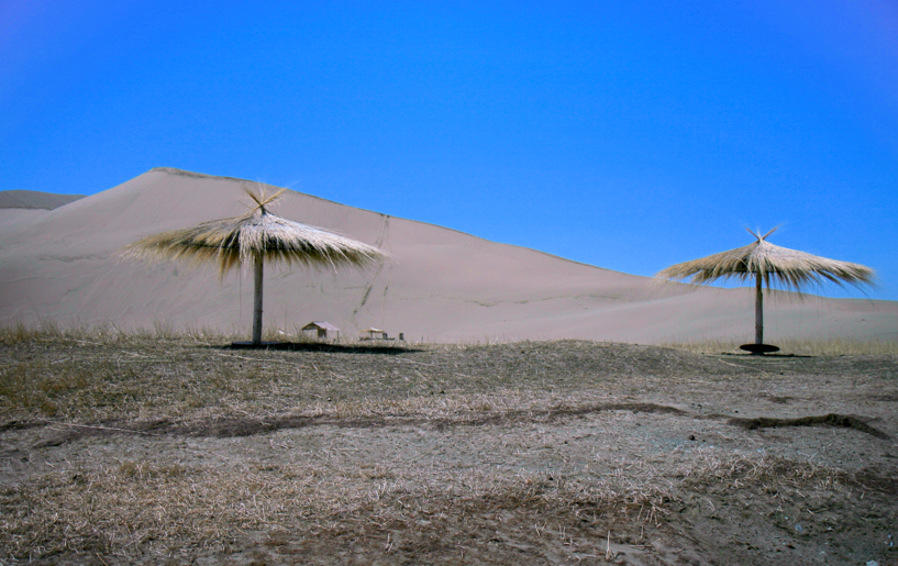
[
  {"left": 360, "top": 327, "right": 389, "bottom": 341},
  {"left": 302, "top": 321, "right": 341, "bottom": 340}
]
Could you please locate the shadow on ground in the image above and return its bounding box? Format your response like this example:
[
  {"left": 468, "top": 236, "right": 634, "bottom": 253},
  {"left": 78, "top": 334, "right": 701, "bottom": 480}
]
[{"left": 222, "top": 341, "right": 422, "bottom": 354}]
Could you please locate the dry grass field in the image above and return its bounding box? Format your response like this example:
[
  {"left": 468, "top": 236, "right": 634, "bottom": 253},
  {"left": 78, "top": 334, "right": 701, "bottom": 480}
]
[{"left": 1, "top": 327, "right": 896, "bottom": 565}]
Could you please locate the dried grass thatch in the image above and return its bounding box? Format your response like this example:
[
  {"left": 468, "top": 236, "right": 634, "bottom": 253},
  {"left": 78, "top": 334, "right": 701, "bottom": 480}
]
[
  {"left": 656, "top": 228, "right": 874, "bottom": 291},
  {"left": 124, "top": 186, "right": 387, "bottom": 344},
  {"left": 656, "top": 228, "right": 874, "bottom": 349},
  {"left": 124, "top": 187, "right": 386, "bottom": 277}
]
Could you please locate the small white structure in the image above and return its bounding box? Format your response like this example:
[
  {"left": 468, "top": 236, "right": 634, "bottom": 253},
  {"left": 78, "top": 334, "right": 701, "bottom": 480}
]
[{"left": 302, "top": 321, "right": 341, "bottom": 340}]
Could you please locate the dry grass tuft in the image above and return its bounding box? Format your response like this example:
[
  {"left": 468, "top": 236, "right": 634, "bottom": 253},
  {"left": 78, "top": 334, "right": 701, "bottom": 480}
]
[{"left": 679, "top": 453, "right": 846, "bottom": 490}]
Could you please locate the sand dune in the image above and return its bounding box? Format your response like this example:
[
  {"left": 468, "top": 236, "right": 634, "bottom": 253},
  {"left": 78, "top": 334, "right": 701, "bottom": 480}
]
[
  {"left": 1, "top": 167, "right": 895, "bottom": 343},
  {"left": 0, "top": 190, "right": 83, "bottom": 210}
]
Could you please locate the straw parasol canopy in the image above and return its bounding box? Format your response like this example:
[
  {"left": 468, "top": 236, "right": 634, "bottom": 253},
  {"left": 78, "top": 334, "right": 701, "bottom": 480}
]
[
  {"left": 124, "top": 186, "right": 387, "bottom": 345},
  {"left": 656, "top": 228, "right": 874, "bottom": 352}
]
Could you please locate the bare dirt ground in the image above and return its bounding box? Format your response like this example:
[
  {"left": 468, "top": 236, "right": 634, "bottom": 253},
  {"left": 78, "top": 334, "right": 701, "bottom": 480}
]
[{"left": 1, "top": 335, "right": 896, "bottom": 565}]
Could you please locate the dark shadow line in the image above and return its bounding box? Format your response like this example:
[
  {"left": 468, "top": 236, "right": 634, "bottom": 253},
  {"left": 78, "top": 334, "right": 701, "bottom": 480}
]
[
  {"left": 9, "top": 406, "right": 888, "bottom": 449},
  {"left": 728, "top": 413, "right": 890, "bottom": 439},
  {"left": 210, "top": 341, "right": 423, "bottom": 354}
]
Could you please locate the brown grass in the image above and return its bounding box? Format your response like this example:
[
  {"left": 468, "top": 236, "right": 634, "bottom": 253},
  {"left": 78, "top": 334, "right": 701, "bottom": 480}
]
[
  {"left": 1, "top": 459, "right": 673, "bottom": 563},
  {"left": 662, "top": 338, "right": 898, "bottom": 356},
  {"left": 2, "top": 327, "right": 896, "bottom": 564},
  {"left": 0, "top": 327, "right": 740, "bottom": 423}
]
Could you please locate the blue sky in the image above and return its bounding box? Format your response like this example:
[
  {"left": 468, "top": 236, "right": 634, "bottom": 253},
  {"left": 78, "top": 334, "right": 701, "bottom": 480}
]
[{"left": 2, "top": 1, "right": 897, "bottom": 300}]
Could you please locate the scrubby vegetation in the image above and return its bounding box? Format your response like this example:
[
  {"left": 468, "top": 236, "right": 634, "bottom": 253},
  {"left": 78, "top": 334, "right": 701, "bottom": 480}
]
[
  {"left": 1, "top": 328, "right": 896, "bottom": 564},
  {"left": 662, "top": 337, "right": 898, "bottom": 356}
]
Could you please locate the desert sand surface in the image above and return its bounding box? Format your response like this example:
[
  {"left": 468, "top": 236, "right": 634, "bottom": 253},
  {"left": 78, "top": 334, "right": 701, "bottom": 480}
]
[{"left": 1, "top": 167, "right": 896, "bottom": 343}]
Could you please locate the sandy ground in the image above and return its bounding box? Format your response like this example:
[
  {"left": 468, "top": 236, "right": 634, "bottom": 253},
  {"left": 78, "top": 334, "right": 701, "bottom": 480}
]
[{"left": 1, "top": 338, "right": 896, "bottom": 564}]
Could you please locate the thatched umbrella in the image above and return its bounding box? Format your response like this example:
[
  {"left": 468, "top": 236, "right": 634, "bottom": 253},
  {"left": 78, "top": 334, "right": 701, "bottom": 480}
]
[
  {"left": 124, "top": 187, "right": 387, "bottom": 345},
  {"left": 656, "top": 228, "right": 874, "bottom": 353}
]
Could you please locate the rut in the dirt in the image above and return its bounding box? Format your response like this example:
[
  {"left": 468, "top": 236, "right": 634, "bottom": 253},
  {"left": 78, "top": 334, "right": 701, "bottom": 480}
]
[
  {"left": 8, "top": 404, "right": 890, "bottom": 448},
  {"left": 728, "top": 413, "right": 890, "bottom": 439}
]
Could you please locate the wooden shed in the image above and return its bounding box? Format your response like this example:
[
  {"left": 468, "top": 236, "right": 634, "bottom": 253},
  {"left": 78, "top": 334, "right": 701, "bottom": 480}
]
[
  {"left": 360, "top": 327, "right": 389, "bottom": 341},
  {"left": 302, "top": 321, "right": 341, "bottom": 340}
]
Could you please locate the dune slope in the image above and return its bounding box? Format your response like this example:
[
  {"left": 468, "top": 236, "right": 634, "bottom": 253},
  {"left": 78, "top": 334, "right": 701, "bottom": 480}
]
[
  {"left": 0, "top": 168, "right": 894, "bottom": 343},
  {"left": 0, "top": 190, "right": 83, "bottom": 210}
]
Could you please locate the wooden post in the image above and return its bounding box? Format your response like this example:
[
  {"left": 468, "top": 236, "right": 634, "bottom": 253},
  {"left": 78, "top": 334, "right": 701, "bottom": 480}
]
[
  {"left": 754, "top": 271, "right": 763, "bottom": 346},
  {"left": 252, "top": 255, "right": 264, "bottom": 345}
]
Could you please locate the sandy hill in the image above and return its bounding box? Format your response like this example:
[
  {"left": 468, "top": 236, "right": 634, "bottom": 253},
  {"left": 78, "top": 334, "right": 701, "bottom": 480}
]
[
  {"left": 0, "top": 167, "right": 895, "bottom": 343},
  {"left": 0, "top": 190, "right": 84, "bottom": 210}
]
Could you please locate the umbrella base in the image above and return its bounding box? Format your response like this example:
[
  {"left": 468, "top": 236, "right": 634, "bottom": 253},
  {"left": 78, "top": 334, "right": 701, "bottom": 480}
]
[
  {"left": 230, "top": 341, "right": 291, "bottom": 350},
  {"left": 739, "top": 343, "right": 780, "bottom": 355}
]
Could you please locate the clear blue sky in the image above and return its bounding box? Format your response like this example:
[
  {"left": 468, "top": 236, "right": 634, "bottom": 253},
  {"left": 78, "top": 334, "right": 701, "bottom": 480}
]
[{"left": 2, "top": 1, "right": 896, "bottom": 300}]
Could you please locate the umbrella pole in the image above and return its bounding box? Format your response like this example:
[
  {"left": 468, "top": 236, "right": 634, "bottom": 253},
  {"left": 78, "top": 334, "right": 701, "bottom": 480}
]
[
  {"left": 754, "top": 272, "right": 763, "bottom": 346},
  {"left": 252, "top": 255, "right": 264, "bottom": 345}
]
